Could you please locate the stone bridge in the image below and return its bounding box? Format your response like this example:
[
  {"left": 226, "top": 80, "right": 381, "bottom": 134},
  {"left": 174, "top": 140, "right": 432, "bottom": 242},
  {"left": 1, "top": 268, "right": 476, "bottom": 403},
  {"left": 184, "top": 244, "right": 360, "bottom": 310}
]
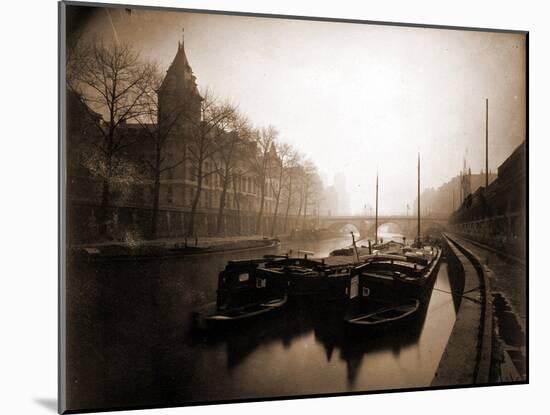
[{"left": 318, "top": 214, "right": 449, "bottom": 239}]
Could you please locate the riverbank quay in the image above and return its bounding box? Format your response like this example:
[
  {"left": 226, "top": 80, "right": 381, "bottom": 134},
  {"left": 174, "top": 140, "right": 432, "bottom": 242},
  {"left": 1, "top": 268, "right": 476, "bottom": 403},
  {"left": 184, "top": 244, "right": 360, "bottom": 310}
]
[
  {"left": 432, "top": 233, "right": 491, "bottom": 386},
  {"left": 450, "top": 231, "right": 525, "bottom": 265},
  {"left": 70, "top": 234, "right": 289, "bottom": 260},
  {"left": 432, "top": 232, "right": 526, "bottom": 388},
  {"left": 448, "top": 234, "right": 527, "bottom": 382}
]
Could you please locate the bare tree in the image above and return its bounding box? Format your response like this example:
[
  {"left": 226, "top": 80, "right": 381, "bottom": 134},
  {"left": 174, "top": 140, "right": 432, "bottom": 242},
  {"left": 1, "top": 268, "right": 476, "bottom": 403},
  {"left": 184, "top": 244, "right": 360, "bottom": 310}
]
[
  {"left": 269, "top": 142, "right": 294, "bottom": 235},
  {"left": 282, "top": 152, "right": 302, "bottom": 233},
  {"left": 72, "top": 40, "right": 155, "bottom": 236},
  {"left": 301, "top": 162, "right": 322, "bottom": 229},
  {"left": 66, "top": 34, "right": 90, "bottom": 95},
  {"left": 292, "top": 167, "right": 305, "bottom": 232},
  {"left": 212, "top": 113, "right": 251, "bottom": 235},
  {"left": 292, "top": 159, "right": 318, "bottom": 231},
  {"left": 231, "top": 169, "right": 246, "bottom": 234},
  {"left": 137, "top": 67, "right": 187, "bottom": 238},
  {"left": 248, "top": 125, "right": 279, "bottom": 234},
  {"left": 185, "top": 90, "right": 236, "bottom": 237}
]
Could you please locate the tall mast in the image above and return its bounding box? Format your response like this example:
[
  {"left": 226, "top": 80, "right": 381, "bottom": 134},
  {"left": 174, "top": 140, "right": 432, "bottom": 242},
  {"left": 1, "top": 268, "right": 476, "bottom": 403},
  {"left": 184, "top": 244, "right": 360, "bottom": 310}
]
[
  {"left": 375, "top": 173, "right": 379, "bottom": 243},
  {"left": 485, "top": 98, "right": 489, "bottom": 189},
  {"left": 417, "top": 153, "right": 421, "bottom": 243}
]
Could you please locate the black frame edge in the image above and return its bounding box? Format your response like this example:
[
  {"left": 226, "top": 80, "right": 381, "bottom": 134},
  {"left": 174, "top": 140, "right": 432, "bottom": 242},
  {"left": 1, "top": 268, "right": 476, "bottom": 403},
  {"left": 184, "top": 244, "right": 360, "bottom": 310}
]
[
  {"left": 61, "top": 0, "right": 528, "bottom": 35},
  {"left": 58, "top": 1, "right": 67, "bottom": 413},
  {"left": 57, "top": 2, "right": 530, "bottom": 413}
]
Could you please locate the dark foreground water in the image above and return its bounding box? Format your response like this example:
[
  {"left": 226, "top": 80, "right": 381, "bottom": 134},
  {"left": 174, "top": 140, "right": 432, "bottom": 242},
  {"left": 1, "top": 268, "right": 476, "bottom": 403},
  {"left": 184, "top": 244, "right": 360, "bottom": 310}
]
[{"left": 66, "top": 236, "right": 458, "bottom": 411}]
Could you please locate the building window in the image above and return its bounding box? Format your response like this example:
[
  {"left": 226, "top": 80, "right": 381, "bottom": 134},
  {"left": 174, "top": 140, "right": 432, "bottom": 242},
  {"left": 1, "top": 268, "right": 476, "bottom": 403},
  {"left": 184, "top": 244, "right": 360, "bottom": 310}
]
[
  {"left": 167, "top": 186, "right": 173, "bottom": 204},
  {"left": 135, "top": 186, "right": 144, "bottom": 203}
]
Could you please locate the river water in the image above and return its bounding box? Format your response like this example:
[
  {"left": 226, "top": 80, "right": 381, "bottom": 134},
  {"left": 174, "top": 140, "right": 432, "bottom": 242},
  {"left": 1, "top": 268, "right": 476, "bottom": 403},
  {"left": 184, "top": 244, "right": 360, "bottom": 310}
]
[{"left": 66, "top": 235, "right": 459, "bottom": 411}]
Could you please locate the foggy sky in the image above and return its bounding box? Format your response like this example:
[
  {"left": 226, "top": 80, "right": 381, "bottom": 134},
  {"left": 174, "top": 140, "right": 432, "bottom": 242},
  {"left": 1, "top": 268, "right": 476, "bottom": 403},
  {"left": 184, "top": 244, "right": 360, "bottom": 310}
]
[{"left": 69, "top": 5, "right": 526, "bottom": 214}]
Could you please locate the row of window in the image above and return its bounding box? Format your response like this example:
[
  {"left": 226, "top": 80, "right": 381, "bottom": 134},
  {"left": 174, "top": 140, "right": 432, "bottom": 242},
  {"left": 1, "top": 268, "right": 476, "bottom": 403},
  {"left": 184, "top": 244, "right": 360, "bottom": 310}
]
[
  {"left": 164, "top": 185, "right": 277, "bottom": 213},
  {"left": 132, "top": 181, "right": 280, "bottom": 214},
  {"left": 164, "top": 163, "right": 279, "bottom": 197}
]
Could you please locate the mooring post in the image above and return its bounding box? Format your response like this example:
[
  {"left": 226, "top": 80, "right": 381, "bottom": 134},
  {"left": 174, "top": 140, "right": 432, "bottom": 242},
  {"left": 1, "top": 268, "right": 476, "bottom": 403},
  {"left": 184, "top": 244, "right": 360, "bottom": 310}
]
[{"left": 351, "top": 231, "right": 360, "bottom": 263}]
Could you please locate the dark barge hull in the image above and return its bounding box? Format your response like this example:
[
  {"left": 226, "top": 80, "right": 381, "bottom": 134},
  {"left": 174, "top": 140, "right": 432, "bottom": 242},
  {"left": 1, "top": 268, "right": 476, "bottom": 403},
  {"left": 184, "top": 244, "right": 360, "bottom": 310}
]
[
  {"left": 191, "top": 245, "right": 442, "bottom": 331},
  {"left": 353, "top": 247, "right": 443, "bottom": 302}
]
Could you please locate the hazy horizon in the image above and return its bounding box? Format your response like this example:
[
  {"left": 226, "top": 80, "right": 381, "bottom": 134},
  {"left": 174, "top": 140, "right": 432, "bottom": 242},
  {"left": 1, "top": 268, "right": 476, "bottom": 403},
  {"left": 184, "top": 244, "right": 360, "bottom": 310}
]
[{"left": 69, "top": 5, "right": 526, "bottom": 215}]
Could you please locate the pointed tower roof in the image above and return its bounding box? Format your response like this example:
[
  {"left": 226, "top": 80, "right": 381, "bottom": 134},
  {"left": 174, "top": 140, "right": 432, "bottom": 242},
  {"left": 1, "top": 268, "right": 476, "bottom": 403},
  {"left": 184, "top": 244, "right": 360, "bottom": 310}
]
[
  {"left": 159, "top": 28, "right": 199, "bottom": 94},
  {"left": 173, "top": 28, "right": 191, "bottom": 70}
]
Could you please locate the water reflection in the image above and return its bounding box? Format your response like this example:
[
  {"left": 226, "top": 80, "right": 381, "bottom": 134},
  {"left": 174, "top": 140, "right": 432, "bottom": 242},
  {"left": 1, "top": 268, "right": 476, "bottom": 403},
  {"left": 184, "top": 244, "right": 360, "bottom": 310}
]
[
  {"left": 187, "top": 262, "right": 455, "bottom": 397},
  {"left": 192, "top": 296, "right": 432, "bottom": 388},
  {"left": 66, "top": 236, "right": 458, "bottom": 410}
]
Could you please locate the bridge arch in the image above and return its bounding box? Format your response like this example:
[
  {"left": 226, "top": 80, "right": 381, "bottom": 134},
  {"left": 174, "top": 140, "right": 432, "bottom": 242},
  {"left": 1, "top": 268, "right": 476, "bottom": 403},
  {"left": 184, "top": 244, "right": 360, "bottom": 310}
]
[
  {"left": 372, "top": 222, "right": 406, "bottom": 243},
  {"left": 318, "top": 215, "right": 448, "bottom": 241},
  {"left": 327, "top": 222, "right": 370, "bottom": 238}
]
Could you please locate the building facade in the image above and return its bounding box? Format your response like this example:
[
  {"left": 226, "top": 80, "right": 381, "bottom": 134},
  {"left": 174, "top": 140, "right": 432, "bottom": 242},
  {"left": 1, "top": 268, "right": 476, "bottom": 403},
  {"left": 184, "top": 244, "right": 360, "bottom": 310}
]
[{"left": 67, "top": 35, "right": 283, "bottom": 244}]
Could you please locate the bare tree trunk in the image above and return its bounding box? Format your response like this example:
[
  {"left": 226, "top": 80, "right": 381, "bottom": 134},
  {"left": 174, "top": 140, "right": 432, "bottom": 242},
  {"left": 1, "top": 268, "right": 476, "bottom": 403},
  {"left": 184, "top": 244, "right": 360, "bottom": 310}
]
[
  {"left": 216, "top": 173, "right": 230, "bottom": 235},
  {"left": 187, "top": 169, "right": 203, "bottom": 237},
  {"left": 256, "top": 177, "right": 266, "bottom": 234},
  {"left": 270, "top": 164, "right": 284, "bottom": 236},
  {"left": 270, "top": 201, "right": 280, "bottom": 236},
  {"left": 99, "top": 177, "right": 111, "bottom": 238},
  {"left": 302, "top": 183, "right": 309, "bottom": 229},
  {"left": 232, "top": 178, "right": 241, "bottom": 235},
  {"left": 150, "top": 175, "right": 161, "bottom": 239},
  {"left": 294, "top": 191, "right": 303, "bottom": 231},
  {"left": 283, "top": 176, "right": 293, "bottom": 234},
  {"left": 150, "top": 147, "right": 162, "bottom": 239},
  {"left": 99, "top": 153, "right": 113, "bottom": 238},
  {"left": 270, "top": 186, "right": 283, "bottom": 236}
]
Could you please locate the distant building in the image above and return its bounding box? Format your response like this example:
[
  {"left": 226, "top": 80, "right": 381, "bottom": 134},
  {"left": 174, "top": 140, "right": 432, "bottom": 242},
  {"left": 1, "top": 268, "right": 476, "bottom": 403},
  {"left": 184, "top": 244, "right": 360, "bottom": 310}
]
[
  {"left": 413, "top": 171, "right": 497, "bottom": 217},
  {"left": 450, "top": 141, "right": 526, "bottom": 258},
  {"left": 333, "top": 173, "right": 351, "bottom": 215},
  {"left": 321, "top": 185, "right": 339, "bottom": 216}
]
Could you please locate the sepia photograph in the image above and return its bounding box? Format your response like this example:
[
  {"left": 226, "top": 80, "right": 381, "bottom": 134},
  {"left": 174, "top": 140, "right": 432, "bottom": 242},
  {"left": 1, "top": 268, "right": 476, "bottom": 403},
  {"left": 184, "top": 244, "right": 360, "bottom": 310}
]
[{"left": 59, "top": 1, "right": 527, "bottom": 413}]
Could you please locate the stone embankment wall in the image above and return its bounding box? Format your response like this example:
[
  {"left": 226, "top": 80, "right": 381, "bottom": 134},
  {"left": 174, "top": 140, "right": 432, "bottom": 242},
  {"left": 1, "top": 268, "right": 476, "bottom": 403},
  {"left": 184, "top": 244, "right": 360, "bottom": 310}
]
[
  {"left": 449, "top": 141, "right": 526, "bottom": 260},
  {"left": 67, "top": 201, "right": 312, "bottom": 245}
]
